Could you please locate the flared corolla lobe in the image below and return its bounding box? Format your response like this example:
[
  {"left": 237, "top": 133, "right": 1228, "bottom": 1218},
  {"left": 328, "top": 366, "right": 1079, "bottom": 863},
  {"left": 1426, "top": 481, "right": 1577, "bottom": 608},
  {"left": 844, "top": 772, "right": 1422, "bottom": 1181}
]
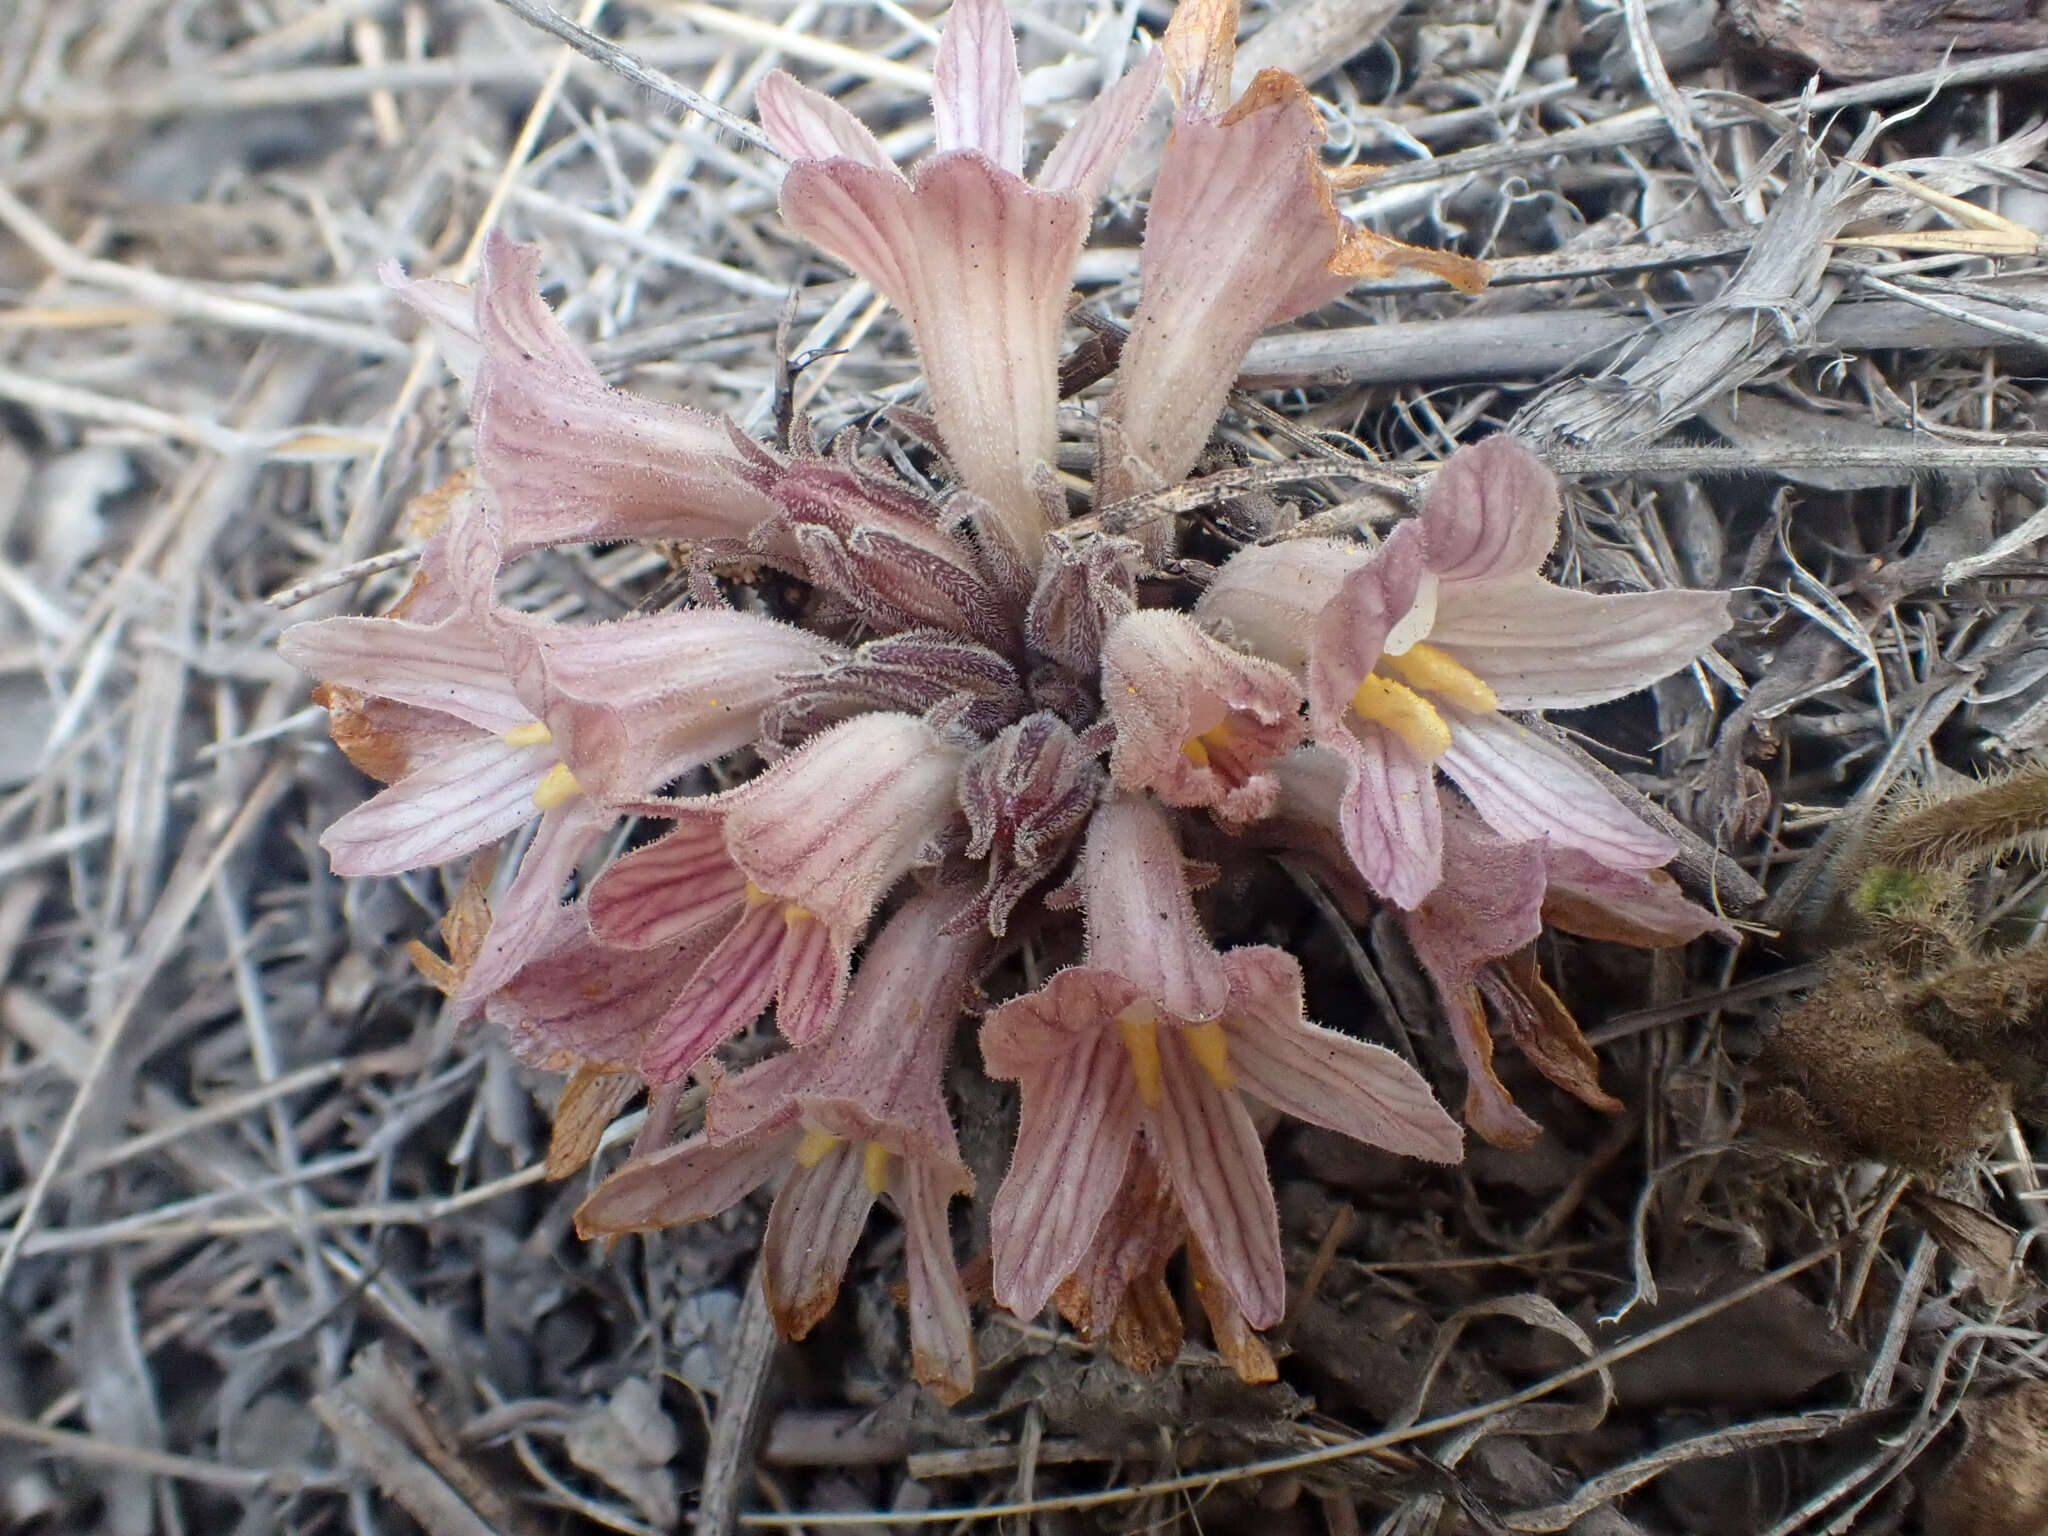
[{"left": 1201, "top": 436, "right": 1729, "bottom": 908}]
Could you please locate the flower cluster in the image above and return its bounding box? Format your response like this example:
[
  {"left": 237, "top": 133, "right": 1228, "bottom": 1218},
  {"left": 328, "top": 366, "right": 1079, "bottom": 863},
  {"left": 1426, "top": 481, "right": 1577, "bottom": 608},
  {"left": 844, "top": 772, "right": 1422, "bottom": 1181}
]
[{"left": 284, "top": 0, "right": 1732, "bottom": 1399}]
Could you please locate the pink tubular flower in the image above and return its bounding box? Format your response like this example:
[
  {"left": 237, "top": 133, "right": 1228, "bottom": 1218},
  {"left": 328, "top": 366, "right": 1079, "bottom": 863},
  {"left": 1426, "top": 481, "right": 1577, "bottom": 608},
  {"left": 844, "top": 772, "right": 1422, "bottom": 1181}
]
[
  {"left": 982, "top": 795, "right": 1460, "bottom": 1327},
  {"left": 576, "top": 888, "right": 986, "bottom": 1402},
  {"left": 386, "top": 231, "right": 783, "bottom": 556},
  {"left": 1410, "top": 803, "right": 1731, "bottom": 1146},
  {"left": 586, "top": 712, "right": 968, "bottom": 1082},
  {"left": 1198, "top": 435, "right": 1731, "bottom": 906},
  {"left": 1096, "top": 0, "right": 1486, "bottom": 526},
  {"left": 1100, "top": 609, "right": 1304, "bottom": 828},
  {"left": 282, "top": 497, "right": 838, "bottom": 1003},
  {"left": 760, "top": 0, "right": 1161, "bottom": 578}
]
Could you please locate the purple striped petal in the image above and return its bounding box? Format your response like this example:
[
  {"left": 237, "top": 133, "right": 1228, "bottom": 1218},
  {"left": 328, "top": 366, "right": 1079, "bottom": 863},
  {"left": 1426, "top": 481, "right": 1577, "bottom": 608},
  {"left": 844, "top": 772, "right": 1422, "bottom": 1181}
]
[
  {"left": 1332, "top": 723, "right": 1443, "bottom": 910},
  {"left": 757, "top": 69, "right": 894, "bottom": 169},
  {"left": 574, "top": 1122, "right": 800, "bottom": 1236},
  {"left": 763, "top": 1138, "right": 877, "bottom": 1339},
  {"left": 983, "top": 970, "right": 1143, "bottom": 1319},
  {"left": 1429, "top": 575, "right": 1729, "bottom": 710},
  {"left": 1420, "top": 436, "right": 1560, "bottom": 584},
  {"left": 586, "top": 813, "right": 746, "bottom": 950},
  {"left": 1152, "top": 1031, "right": 1284, "bottom": 1329},
  {"left": 1218, "top": 947, "right": 1463, "bottom": 1163},
  {"left": 321, "top": 735, "right": 545, "bottom": 876},
  {"left": 931, "top": 0, "right": 1023, "bottom": 174},
  {"left": 1438, "top": 710, "right": 1676, "bottom": 871}
]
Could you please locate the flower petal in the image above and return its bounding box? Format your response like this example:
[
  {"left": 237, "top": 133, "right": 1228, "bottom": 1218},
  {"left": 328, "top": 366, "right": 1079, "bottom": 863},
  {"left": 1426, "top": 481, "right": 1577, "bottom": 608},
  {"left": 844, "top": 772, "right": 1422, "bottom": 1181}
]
[
  {"left": 771, "top": 909, "right": 844, "bottom": 1046},
  {"left": 1153, "top": 1031, "right": 1285, "bottom": 1329},
  {"left": 763, "top": 1138, "right": 877, "bottom": 1340},
  {"left": 896, "top": 1157, "right": 975, "bottom": 1404},
  {"left": 783, "top": 886, "right": 985, "bottom": 1176},
  {"left": 1096, "top": 69, "right": 1348, "bottom": 509},
  {"left": 983, "top": 971, "right": 1144, "bottom": 1319},
  {"left": 574, "top": 1122, "right": 800, "bottom": 1236},
  {"left": 1438, "top": 711, "right": 1677, "bottom": 870},
  {"left": 1429, "top": 575, "right": 1729, "bottom": 710},
  {"left": 1196, "top": 537, "right": 1373, "bottom": 677},
  {"left": 460, "top": 799, "right": 614, "bottom": 1005},
  {"left": 1420, "top": 435, "right": 1561, "bottom": 583},
  {"left": 469, "top": 237, "right": 781, "bottom": 553},
  {"left": 281, "top": 615, "right": 528, "bottom": 734},
  {"left": 1080, "top": 794, "right": 1228, "bottom": 1023},
  {"left": 489, "top": 907, "right": 716, "bottom": 1071},
  {"left": 1331, "top": 724, "right": 1443, "bottom": 909},
  {"left": 586, "top": 812, "right": 747, "bottom": 950},
  {"left": 321, "top": 736, "right": 544, "bottom": 876},
  {"left": 722, "top": 713, "right": 964, "bottom": 945},
  {"left": 381, "top": 262, "right": 483, "bottom": 389},
  {"left": 1437, "top": 984, "right": 1543, "bottom": 1150},
  {"left": 1034, "top": 47, "right": 1163, "bottom": 202},
  {"left": 640, "top": 900, "right": 784, "bottom": 1083},
  {"left": 1101, "top": 610, "right": 1304, "bottom": 828},
  {"left": 1218, "top": 947, "right": 1463, "bottom": 1163},
  {"left": 756, "top": 68, "right": 894, "bottom": 170},
  {"left": 1541, "top": 850, "right": 1735, "bottom": 948},
  {"left": 1306, "top": 523, "right": 1428, "bottom": 732},
  {"left": 778, "top": 152, "right": 1086, "bottom": 573},
  {"left": 1402, "top": 805, "right": 1547, "bottom": 993},
  {"left": 497, "top": 607, "right": 841, "bottom": 803},
  {"left": 931, "top": 0, "right": 1023, "bottom": 174}
]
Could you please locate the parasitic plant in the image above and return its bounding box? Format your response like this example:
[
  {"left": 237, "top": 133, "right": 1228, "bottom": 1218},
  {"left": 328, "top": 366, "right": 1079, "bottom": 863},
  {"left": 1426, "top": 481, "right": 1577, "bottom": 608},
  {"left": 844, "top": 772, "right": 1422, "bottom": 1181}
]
[{"left": 283, "top": 0, "right": 1735, "bottom": 1396}]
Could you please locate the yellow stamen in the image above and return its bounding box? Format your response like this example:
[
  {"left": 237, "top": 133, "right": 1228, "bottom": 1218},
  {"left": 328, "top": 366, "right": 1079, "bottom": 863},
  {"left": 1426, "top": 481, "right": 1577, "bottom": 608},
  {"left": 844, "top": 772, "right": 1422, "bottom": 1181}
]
[
  {"left": 795, "top": 1127, "right": 838, "bottom": 1168},
  {"left": 1350, "top": 674, "right": 1452, "bottom": 760},
  {"left": 501, "top": 720, "right": 554, "bottom": 747},
  {"left": 1181, "top": 720, "right": 1243, "bottom": 771},
  {"left": 1379, "top": 642, "right": 1498, "bottom": 714},
  {"left": 1117, "top": 1004, "right": 1163, "bottom": 1108},
  {"left": 530, "top": 762, "right": 582, "bottom": 810},
  {"left": 1184, "top": 1021, "right": 1233, "bottom": 1088},
  {"left": 783, "top": 901, "right": 815, "bottom": 930},
  {"left": 863, "top": 1142, "right": 891, "bottom": 1195},
  {"left": 743, "top": 882, "right": 775, "bottom": 908}
]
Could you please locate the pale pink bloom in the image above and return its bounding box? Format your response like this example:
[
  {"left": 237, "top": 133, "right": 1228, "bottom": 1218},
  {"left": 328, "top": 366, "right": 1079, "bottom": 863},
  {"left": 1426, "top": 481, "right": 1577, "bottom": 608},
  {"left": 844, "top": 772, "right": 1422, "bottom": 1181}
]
[
  {"left": 1095, "top": 0, "right": 1486, "bottom": 528},
  {"left": 386, "top": 231, "right": 782, "bottom": 556},
  {"left": 486, "top": 900, "right": 722, "bottom": 1074},
  {"left": 282, "top": 499, "right": 836, "bottom": 1003},
  {"left": 983, "top": 939, "right": 1461, "bottom": 1329},
  {"left": 1199, "top": 436, "right": 1729, "bottom": 907},
  {"left": 760, "top": 0, "right": 1162, "bottom": 577},
  {"left": 1404, "top": 801, "right": 1731, "bottom": 1146},
  {"left": 982, "top": 794, "right": 1459, "bottom": 1325},
  {"left": 576, "top": 889, "right": 986, "bottom": 1402},
  {"left": 1100, "top": 609, "right": 1304, "bottom": 828},
  {"left": 586, "top": 712, "right": 968, "bottom": 1081}
]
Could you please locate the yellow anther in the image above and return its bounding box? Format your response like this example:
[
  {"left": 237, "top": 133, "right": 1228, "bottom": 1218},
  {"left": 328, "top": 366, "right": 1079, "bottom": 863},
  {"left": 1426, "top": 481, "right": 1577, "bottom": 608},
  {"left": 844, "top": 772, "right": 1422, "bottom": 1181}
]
[
  {"left": 1181, "top": 720, "right": 1242, "bottom": 771},
  {"left": 501, "top": 720, "right": 554, "bottom": 747},
  {"left": 782, "top": 901, "right": 815, "bottom": 929},
  {"left": 1350, "top": 673, "right": 1452, "bottom": 760},
  {"left": 530, "top": 762, "right": 582, "bottom": 810},
  {"left": 1184, "top": 1021, "right": 1233, "bottom": 1088},
  {"left": 1379, "top": 642, "right": 1498, "bottom": 714},
  {"left": 795, "top": 1127, "right": 839, "bottom": 1167},
  {"left": 743, "top": 882, "right": 776, "bottom": 908},
  {"left": 863, "top": 1142, "right": 892, "bottom": 1195},
  {"left": 1116, "top": 1004, "right": 1163, "bottom": 1108}
]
